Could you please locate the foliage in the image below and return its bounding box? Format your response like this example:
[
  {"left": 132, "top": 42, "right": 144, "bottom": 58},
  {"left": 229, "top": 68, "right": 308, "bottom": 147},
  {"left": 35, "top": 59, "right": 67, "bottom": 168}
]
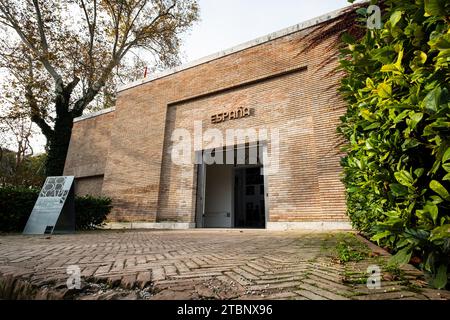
[
  {"left": 0, "top": 0, "right": 199, "bottom": 176},
  {"left": 0, "top": 187, "right": 39, "bottom": 232},
  {"left": 0, "top": 107, "right": 43, "bottom": 188},
  {"left": 335, "top": 233, "right": 370, "bottom": 263},
  {"left": 74, "top": 195, "right": 112, "bottom": 230},
  {"left": 0, "top": 151, "right": 46, "bottom": 188},
  {"left": 0, "top": 187, "right": 112, "bottom": 232},
  {"left": 339, "top": 0, "right": 450, "bottom": 289}
]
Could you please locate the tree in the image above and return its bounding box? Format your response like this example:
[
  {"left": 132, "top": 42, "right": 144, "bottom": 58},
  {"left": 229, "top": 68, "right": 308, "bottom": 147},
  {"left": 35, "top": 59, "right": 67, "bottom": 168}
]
[
  {"left": 0, "top": 0, "right": 199, "bottom": 176},
  {"left": 0, "top": 114, "right": 34, "bottom": 169},
  {"left": 0, "top": 150, "right": 46, "bottom": 188},
  {"left": 0, "top": 96, "right": 46, "bottom": 187}
]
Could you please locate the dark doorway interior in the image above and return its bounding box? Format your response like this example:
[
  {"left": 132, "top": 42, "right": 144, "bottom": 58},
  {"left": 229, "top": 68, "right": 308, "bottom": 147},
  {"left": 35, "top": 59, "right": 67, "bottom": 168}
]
[{"left": 234, "top": 166, "right": 265, "bottom": 228}]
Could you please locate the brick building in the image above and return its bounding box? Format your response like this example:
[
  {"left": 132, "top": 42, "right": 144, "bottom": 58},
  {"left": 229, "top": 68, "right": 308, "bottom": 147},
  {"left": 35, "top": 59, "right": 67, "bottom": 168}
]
[{"left": 64, "top": 7, "right": 353, "bottom": 230}]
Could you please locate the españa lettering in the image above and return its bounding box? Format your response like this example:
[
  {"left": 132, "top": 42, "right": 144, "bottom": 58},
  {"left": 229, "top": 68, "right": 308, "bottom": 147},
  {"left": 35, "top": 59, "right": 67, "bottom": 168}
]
[{"left": 211, "top": 107, "right": 251, "bottom": 124}]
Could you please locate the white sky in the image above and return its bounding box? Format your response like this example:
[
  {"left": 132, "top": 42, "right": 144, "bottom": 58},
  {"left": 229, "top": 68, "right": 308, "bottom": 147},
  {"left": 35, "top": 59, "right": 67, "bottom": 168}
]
[
  {"left": 180, "top": 0, "right": 352, "bottom": 62},
  {"left": 25, "top": 0, "right": 353, "bottom": 154}
]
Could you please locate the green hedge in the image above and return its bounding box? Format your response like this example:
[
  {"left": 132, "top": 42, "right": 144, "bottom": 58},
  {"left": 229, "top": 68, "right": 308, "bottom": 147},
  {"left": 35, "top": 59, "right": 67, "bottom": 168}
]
[
  {"left": 0, "top": 187, "right": 112, "bottom": 232},
  {"left": 339, "top": 0, "right": 450, "bottom": 289},
  {"left": 75, "top": 195, "right": 112, "bottom": 230}
]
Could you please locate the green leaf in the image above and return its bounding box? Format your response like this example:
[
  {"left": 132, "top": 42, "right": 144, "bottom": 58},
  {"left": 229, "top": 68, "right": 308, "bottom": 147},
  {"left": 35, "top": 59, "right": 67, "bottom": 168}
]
[
  {"left": 433, "top": 33, "right": 450, "bottom": 50},
  {"left": 371, "top": 230, "right": 391, "bottom": 243},
  {"left": 341, "top": 33, "right": 356, "bottom": 44},
  {"left": 430, "top": 180, "right": 450, "bottom": 201},
  {"left": 430, "top": 225, "right": 450, "bottom": 241},
  {"left": 366, "top": 77, "right": 375, "bottom": 89},
  {"left": 424, "top": 204, "right": 439, "bottom": 224},
  {"left": 381, "top": 64, "right": 402, "bottom": 74},
  {"left": 409, "top": 112, "right": 423, "bottom": 129},
  {"left": 424, "top": 0, "right": 445, "bottom": 17},
  {"left": 430, "top": 160, "right": 441, "bottom": 175},
  {"left": 414, "top": 168, "right": 424, "bottom": 178},
  {"left": 413, "top": 50, "right": 427, "bottom": 65},
  {"left": 360, "top": 109, "right": 376, "bottom": 122},
  {"left": 432, "top": 265, "right": 448, "bottom": 289},
  {"left": 390, "top": 11, "right": 403, "bottom": 27},
  {"left": 394, "top": 110, "right": 410, "bottom": 123},
  {"left": 443, "top": 173, "right": 450, "bottom": 181},
  {"left": 394, "top": 170, "right": 414, "bottom": 187},
  {"left": 424, "top": 253, "right": 435, "bottom": 272},
  {"left": 364, "top": 122, "right": 380, "bottom": 130},
  {"left": 390, "top": 183, "right": 409, "bottom": 196},
  {"left": 442, "top": 163, "right": 450, "bottom": 173},
  {"left": 380, "top": 152, "right": 390, "bottom": 162},
  {"left": 355, "top": 7, "right": 367, "bottom": 16},
  {"left": 377, "top": 83, "right": 392, "bottom": 98},
  {"left": 372, "top": 47, "right": 396, "bottom": 64},
  {"left": 390, "top": 247, "right": 412, "bottom": 266},
  {"left": 395, "top": 48, "right": 404, "bottom": 69},
  {"left": 443, "top": 147, "right": 450, "bottom": 163},
  {"left": 422, "top": 86, "right": 442, "bottom": 112}
]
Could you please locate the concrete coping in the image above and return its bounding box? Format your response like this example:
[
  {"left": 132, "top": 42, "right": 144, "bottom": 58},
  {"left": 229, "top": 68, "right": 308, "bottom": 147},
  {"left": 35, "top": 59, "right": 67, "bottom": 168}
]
[{"left": 74, "top": 107, "right": 115, "bottom": 123}]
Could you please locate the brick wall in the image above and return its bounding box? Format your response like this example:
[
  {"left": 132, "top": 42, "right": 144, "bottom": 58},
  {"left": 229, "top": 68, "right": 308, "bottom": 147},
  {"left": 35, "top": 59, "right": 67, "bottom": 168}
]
[
  {"left": 74, "top": 176, "right": 104, "bottom": 197},
  {"left": 65, "top": 18, "right": 348, "bottom": 224},
  {"left": 64, "top": 110, "right": 114, "bottom": 196}
]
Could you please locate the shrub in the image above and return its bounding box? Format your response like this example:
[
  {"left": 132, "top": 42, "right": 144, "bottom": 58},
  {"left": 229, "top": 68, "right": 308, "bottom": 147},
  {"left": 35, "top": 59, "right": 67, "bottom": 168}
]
[
  {"left": 0, "top": 187, "right": 39, "bottom": 232},
  {"left": 0, "top": 187, "right": 112, "bottom": 232},
  {"left": 339, "top": 0, "right": 450, "bottom": 289},
  {"left": 75, "top": 195, "right": 112, "bottom": 230}
]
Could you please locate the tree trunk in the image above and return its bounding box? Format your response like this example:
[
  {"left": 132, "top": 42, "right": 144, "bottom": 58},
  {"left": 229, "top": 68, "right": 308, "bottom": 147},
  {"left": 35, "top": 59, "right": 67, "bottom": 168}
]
[{"left": 44, "top": 101, "right": 74, "bottom": 176}]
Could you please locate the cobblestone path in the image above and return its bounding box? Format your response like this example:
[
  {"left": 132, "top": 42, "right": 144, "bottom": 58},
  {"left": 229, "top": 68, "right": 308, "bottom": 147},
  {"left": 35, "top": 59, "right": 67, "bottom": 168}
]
[{"left": 0, "top": 230, "right": 448, "bottom": 300}]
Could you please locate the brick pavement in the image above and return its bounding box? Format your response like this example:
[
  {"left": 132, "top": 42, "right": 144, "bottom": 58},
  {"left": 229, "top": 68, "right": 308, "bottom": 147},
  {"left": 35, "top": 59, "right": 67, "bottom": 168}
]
[{"left": 0, "top": 230, "right": 448, "bottom": 300}]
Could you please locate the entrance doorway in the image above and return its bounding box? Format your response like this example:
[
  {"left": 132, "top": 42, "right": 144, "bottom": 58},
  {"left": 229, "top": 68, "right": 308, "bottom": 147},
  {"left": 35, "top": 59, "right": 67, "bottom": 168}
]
[
  {"left": 196, "top": 144, "right": 267, "bottom": 229},
  {"left": 234, "top": 166, "right": 265, "bottom": 228}
]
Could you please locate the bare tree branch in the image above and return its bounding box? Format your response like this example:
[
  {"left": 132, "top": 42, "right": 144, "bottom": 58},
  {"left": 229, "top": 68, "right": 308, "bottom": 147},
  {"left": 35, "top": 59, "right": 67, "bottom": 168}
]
[{"left": 32, "top": 0, "right": 50, "bottom": 54}]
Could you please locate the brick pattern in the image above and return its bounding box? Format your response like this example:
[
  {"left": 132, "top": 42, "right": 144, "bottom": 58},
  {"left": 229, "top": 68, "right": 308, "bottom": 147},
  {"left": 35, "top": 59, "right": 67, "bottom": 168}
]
[
  {"left": 65, "top": 21, "right": 348, "bottom": 223},
  {"left": 74, "top": 176, "right": 104, "bottom": 197},
  {"left": 0, "top": 231, "right": 447, "bottom": 300},
  {"left": 64, "top": 111, "right": 114, "bottom": 180}
]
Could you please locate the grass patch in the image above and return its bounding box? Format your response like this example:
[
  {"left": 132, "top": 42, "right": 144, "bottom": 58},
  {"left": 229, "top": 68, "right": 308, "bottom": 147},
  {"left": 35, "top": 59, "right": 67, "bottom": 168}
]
[
  {"left": 383, "top": 264, "right": 404, "bottom": 278},
  {"left": 334, "top": 233, "right": 370, "bottom": 264},
  {"left": 342, "top": 271, "right": 368, "bottom": 285}
]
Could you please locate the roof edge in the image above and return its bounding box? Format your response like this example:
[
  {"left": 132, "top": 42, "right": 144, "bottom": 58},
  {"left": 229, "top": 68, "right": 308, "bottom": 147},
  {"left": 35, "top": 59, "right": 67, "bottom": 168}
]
[
  {"left": 117, "top": 3, "right": 356, "bottom": 93},
  {"left": 74, "top": 107, "right": 115, "bottom": 122}
]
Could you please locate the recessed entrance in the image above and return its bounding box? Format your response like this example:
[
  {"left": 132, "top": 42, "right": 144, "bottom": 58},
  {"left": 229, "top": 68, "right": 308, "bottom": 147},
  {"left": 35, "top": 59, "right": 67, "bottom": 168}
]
[
  {"left": 234, "top": 166, "right": 265, "bottom": 228},
  {"left": 195, "top": 144, "right": 267, "bottom": 229}
]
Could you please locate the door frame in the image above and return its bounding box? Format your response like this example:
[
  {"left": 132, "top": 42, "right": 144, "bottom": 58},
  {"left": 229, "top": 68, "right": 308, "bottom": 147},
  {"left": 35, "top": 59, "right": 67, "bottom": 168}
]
[
  {"left": 261, "top": 142, "right": 270, "bottom": 227},
  {"left": 195, "top": 151, "right": 206, "bottom": 228},
  {"left": 195, "top": 142, "right": 269, "bottom": 229}
]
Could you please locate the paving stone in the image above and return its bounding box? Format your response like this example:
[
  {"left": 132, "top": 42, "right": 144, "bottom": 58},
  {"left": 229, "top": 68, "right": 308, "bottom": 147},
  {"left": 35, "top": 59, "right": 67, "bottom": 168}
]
[
  {"left": 151, "top": 267, "right": 166, "bottom": 281},
  {"left": 120, "top": 274, "right": 137, "bottom": 289},
  {"left": 136, "top": 272, "right": 152, "bottom": 289},
  {"left": 353, "top": 291, "right": 417, "bottom": 300},
  {"left": 303, "top": 277, "right": 353, "bottom": 297},
  {"left": 298, "top": 282, "right": 349, "bottom": 300},
  {"left": 0, "top": 230, "right": 447, "bottom": 300},
  {"left": 264, "top": 292, "right": 299, "bottom": 300},
  {"left": 232, "top": 267, "right": 260, "bottom": 280},
  {"left": 224, "top": 271, "right": 252, "bottom": 286},
  {"left": 151, "top": 290, "right": 195, "bottom": 300},
  {"left": 106, "top": 275, "right": 122, "bottom": 287},
  {"left": 294, "top": 290, "right": 327, "bottom": 300}
]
